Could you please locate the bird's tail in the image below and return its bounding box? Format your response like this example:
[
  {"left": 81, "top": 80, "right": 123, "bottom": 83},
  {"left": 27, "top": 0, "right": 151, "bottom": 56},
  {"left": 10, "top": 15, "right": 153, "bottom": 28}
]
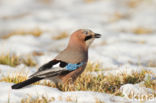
[{"left": 11, "top": 77, "right": 43, "bottom": 89}]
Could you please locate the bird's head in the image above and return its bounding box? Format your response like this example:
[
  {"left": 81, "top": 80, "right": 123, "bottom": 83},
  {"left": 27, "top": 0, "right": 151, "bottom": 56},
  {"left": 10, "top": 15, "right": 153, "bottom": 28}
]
[{"left": 69, "top": 29, "right": 101, "bottom": 49}]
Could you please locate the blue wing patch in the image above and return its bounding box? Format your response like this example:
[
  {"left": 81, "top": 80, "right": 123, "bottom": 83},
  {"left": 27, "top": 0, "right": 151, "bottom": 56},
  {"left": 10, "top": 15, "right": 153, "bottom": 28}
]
[{"left": 65, "top": 62, "right": 84, "bottom": 71}]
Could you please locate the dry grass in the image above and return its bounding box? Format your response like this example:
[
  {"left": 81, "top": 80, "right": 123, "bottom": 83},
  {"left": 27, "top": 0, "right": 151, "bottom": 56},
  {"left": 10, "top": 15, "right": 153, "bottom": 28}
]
[
  {"left": 20, "top": 95, "right": 105, "bottom": 103},
  {"left": 2, "top": 13, "right": 30, "bottom": 20},
  {"left": 32, "top": 51, "right": 44, "bottom": 56},
  {"left": 52, "top": 32, "right": 68, "bottom": 40},
  {"left": 22, "top": 56, "right": 37, "bottom": 67},
  {"left": 144, "top": 76, "right": 156, "bottom": 91},
  {"left": 65, "top": 96, "right": 74, "bottom": 102},
  {"left": 21, "top": 95, "right": 79, "bottom": 103},
  {"left": 59, "top": 69, "right": 145, "bottom": 94},
  {"left": 127, "top": 0, "right": 143, "bottom": 8},
  {"left": 109, "top": 12, "right": 129, "bottom": 22},
  {"left": 1, "top": 28, "right": 42, "bottom": 39},
  {"left": 0, "top": 73, "right": 28, "bottom": 83},
  {"left": 0, "top": 73, "right": 56, "bottom": 88},
  {"left": 0, "top": 54, "right": 19, "bottom": 67},
  {"left": 58, "top": 69, "right": 146, "bottom": 95},
  {"left": 132, "top": 27, "right": 153, "bottom": 34},
  {"left": 38, "top": 0, "right": 53, "bottom": 4},
  {"left": 85, "top": 61, "right": 101, "bottom": 72},
  {"left": 0, "top": 62, "right": 148, "bottom": 96},
  {"left": 0, "top": 54, "right": 36, "bottom": 67},
  {"left": 21, "top": 96, "right": 55, "bottom": 103},
  {"left": 83, "top": 0, "right": 98, "bottom": 3},
  {"left": 147, "top": 61, "right": 156, "bottom": 67},
  {"left": 121, "top": 27, "right": 153, "bottom": 35},
  {"left": 95, "top": 98, "right": 105, "bottom": 103}
]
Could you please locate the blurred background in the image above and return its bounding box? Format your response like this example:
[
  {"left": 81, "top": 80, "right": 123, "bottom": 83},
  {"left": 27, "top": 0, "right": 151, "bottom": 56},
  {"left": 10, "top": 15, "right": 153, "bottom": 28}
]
[{"left": 0, "top": 0, "right": 156, "bottom": 35}]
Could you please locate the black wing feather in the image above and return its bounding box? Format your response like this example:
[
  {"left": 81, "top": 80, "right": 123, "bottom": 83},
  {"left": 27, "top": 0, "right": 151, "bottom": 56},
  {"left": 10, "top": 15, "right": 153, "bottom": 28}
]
[
  {"left": 12, "top": 77, "right": 42, "bottom": 89},
  {"left": 59, "top": 61, "right": 68, "bottom": 67},
  {"left": 38, "top": 59, "right": 59, "bottom": 71}
]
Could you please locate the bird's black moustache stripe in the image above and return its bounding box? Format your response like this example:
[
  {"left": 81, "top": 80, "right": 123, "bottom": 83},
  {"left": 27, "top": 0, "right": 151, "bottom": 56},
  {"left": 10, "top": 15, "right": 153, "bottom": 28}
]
[{"left": 85, "top": 35, "right": 92, "bottom": 41}]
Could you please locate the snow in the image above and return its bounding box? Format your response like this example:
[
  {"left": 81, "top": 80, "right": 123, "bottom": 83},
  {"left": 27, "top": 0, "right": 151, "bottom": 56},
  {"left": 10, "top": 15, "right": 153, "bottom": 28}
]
[
  {"left": 120, "top": 84, "right": 155, "bottom": 101},
  {"left": 0, "top": 82, "right": 129, "bottom": 103},
  {"left": 0, "top": 0, "right": 156, "bottom": 103}
]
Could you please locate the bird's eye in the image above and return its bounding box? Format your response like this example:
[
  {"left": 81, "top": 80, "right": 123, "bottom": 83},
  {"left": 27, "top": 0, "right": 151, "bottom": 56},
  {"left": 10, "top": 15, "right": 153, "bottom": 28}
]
[{"left": 83, "top": 31, "right": 88, "bottom": 35}]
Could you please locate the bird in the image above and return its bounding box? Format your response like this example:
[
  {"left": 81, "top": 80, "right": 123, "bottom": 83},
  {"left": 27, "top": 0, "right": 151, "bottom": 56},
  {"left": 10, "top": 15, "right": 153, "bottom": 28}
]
[{"left": 11, "top": 29, "right": 101, "bottom": 89}]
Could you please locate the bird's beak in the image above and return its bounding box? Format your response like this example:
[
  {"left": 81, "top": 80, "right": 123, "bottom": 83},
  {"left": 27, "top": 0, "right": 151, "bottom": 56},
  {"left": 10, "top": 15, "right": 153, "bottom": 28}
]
[{"left": 94, "top": 33, "right": 101, "bottom": 38}]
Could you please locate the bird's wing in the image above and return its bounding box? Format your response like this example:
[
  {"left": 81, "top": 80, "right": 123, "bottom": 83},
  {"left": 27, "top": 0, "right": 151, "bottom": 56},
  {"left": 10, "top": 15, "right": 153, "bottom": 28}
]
[
  {"left": 38, "top": 59, "right": 59, "bottom": 71},
  {"left": 29, "top": 59, "right": 85, "bottom": 78}
]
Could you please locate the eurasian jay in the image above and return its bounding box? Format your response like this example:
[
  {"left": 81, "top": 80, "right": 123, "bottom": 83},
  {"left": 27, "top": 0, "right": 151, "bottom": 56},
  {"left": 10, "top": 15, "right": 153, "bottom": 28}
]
[{"left": 12, "top": 29, "right": 101, "bottom": 89}]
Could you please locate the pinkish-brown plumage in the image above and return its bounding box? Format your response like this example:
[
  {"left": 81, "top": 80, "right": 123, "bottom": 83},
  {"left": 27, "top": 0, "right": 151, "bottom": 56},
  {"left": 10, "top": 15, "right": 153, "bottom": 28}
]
[
  {"left": 12, "top": 29, "right": 101, "bottom": 89},
  {"left": 56, "top": 29, "right": 89, "bottom": 63}
]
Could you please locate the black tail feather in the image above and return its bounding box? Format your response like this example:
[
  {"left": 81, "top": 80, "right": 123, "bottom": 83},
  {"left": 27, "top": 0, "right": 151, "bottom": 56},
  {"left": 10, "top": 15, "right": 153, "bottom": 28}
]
[{"left": 11, "top": 77, "right": 43, "bottom": 89}]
